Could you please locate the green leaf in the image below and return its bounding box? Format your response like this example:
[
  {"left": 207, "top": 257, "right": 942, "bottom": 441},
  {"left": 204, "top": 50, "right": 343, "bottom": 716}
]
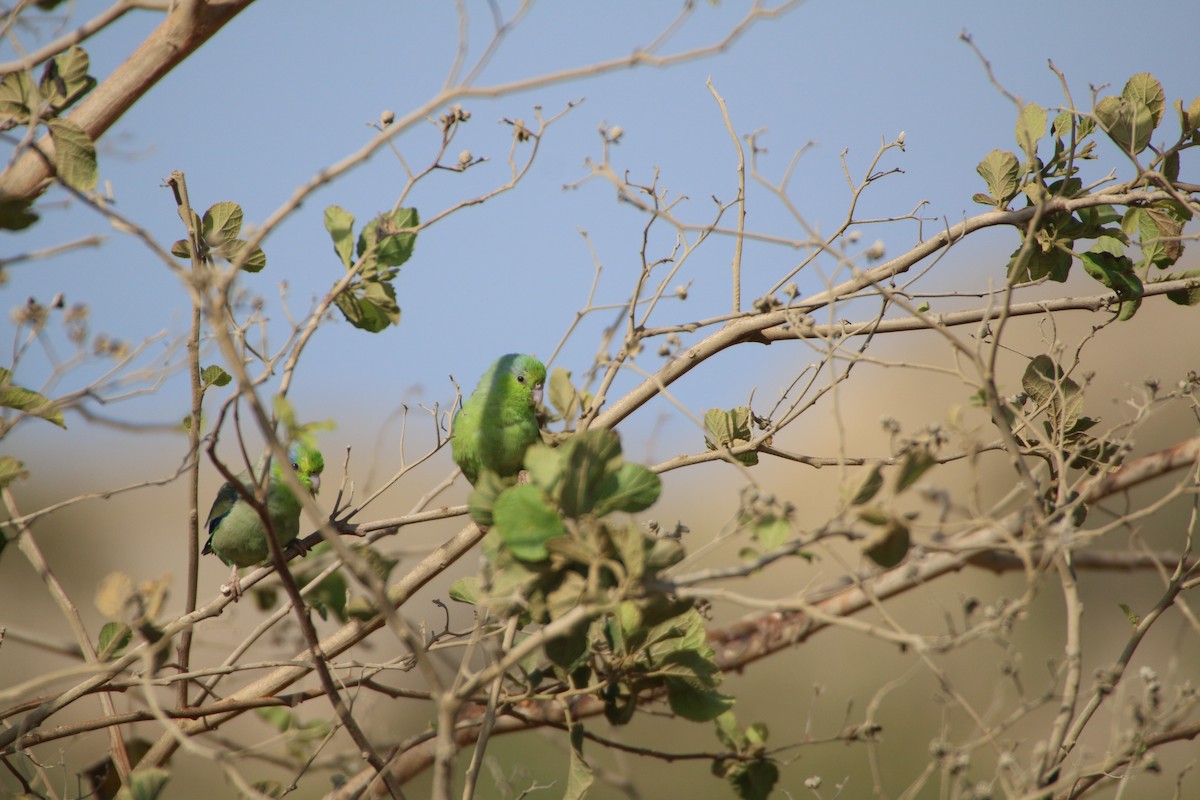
[
  {"left": 1015, "top": 102, "right": 1047, "bottom": 158},
  {"left": 1079, "top": 250, "right": 1142, "bottom": 320},
  {"left": 1118, "top": 602, "right": 1141, "bottom": 626},
  {"left": 548, "top": 367, "right": 580, "bottom": 424},
  {"left": 47, "top": 118, "right": 97, "bottom": 191},
  {"left": 0, "top": 368, "right": 65, "bottom": 428},
  {"left": 98, "top": 621, "right": 132, "bottom": 660},
  {"left": 976, "top": 149, "right": 1020, "bottom": 206},
  {"left": 1159, "top": 270, "right": 1200, "bottom": 306},
  {"left": 448, "top": 576, "right": 480, "bottom": 606},
  {"left": 726, "top": 761, "right": 780, "bottom": 800},
  {"left": 357, "top": 207, "right": 419, "bottom": 268},
  {"left": 666, "top": 679, "right": 734, "bottom": 722},
  {"left": 200, "top": 365, "right": 231, "bottom": 388},
  {"left": 864, "top": 519, "right": 910, "bottom": 568},
  {"left": 170, "top": 239, "right": 192, "bottom": 259},
  {"left": 1023, "top": 355, "right": 1084, "bottom": 434},
  {"left": 307, "top": 569, "right": 348, "bottom": 622},
  {"left": 216, "top": 238, "right": 266, "bottom": 272},
  {"left": 334, "top": 279, "right": 401, "bottom": 332},
  {"left": 593, "top": 462, "right": 661, "bottom": 517},
  {"left": 0, "top": 71, "right": 36, "bottom": 124},
  {"left": 114, "top": 768, "right": 170, "bottom": 800},
  {"left": 1009, "top": 240, "right": 1071, "bottom": 283},
  {"left": 752, "top": 515, "right": 791, "bottom": 549},
  {"left": 1123, "top": 73, "right": 1165, "bottom": 128},
  {"left": 0, "top": 455, "right": 29, "bottom": 488},
  {"left": 894, "top": 447, "right": 935, "bottom": 493},
  {"left": 256, "top": 706, "right": 293, "bottom": 733},
  {"left": 1095, "top": 95, "right": 1154, "bottom": 156},
  {"left": 845, "top": 463, "right": 883, "bottom": 506},
  {"left": 544, "top": 611, "right": 590, "bottom": 669},
  {"left": 558, "top": 428, "right": 624, "bottom": 517},
  {"left": 715, "top": 711, "right": 747, "bottom": 751},
  {"left": 563, "top": 723, "right": 595, "bottom": 800},
  {"left": 493, "top": 484, "right": 567, "bottom": 561},
  {"left": 324, "top": 205, "right": 356, "bottom": 269},
  {"left": 202, "top": 202, "right": 243, "bottom": 247},
  {"left": 41, "top": 47, "right": 95, "bottom": 112},
  {"left": 703, "top": 407, "right": 758, "bottom": 466},
  {"left": 0, "top": 198, "right": 39, "bottom": 231}
]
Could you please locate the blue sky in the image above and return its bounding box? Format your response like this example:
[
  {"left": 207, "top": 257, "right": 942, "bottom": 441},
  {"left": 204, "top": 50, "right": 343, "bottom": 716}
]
[{"left": 5, "top": 0, "right": 1198, "bottom": 473}]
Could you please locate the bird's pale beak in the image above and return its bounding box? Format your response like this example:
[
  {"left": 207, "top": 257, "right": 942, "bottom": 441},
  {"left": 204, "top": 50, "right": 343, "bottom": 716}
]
[
  {"left": 533, "top": 385, "right": 544, "bottom": 406},
  {"left": 310, "top": 474, "right": 321, "bottom": 495}
]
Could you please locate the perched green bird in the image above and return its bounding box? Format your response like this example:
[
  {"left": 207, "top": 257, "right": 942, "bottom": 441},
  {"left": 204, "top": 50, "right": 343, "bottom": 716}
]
[
  {"left": 203, "top": 441, "right": 325, "bottom": 597},
  {"left": 452, "top": 353, "right": 546, "bottom": 485}
]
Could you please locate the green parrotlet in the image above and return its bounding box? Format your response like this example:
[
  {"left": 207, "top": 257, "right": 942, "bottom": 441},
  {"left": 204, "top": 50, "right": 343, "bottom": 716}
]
[
  {"left": 203, "top": 441, "right": 325, "bottom": 597},
  {"left": 452, "top": 353, "right": 546, "bottom": 485}
]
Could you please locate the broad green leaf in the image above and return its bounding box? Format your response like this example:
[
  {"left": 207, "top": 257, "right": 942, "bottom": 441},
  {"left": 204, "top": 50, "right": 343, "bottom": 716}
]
[
  {"left": 845, "top": 463, "right": 883, "bottom": 506},
  {"left": 666, "top": 679, "right": 734, "bottom": 721},
  {"left": 0, "top": 455, "right": 29, "bottom": 488},
  {"left": 1015, "top": 102, "right": 1047, "bottom": 158},
  {"left": 97, "top": 621, "right": 132, "bottom": 660},
  {"left": 357, "top": 207, "right": 419, "bottom": 268},
  {"left": 114, "top": 768, "right": 170, "bottom": 800},
  {"left": 200, "top": 365, "right": 231, "bottom": 388},
  {"left": 324, "top": 205, "right": 355, "bottom": 269},
  {"left": 544, "top": 612, "right": 589, "bottom": 669},
  {"left": 715, "top": 711, "right": 747, "bottom": 751},
  {"left": 1009, "top": 241, "right": 1071, "bottom": 283},
  {"left": 727, "top": 761, "right": 780, "bottom": 800},
  {"left": 975, "top": 149, "right": 1020, "bottom": 206},
  {"left": 256, "top": 706, "right": 293, "bottom": 732},
  {"left": 493, "top": 484, "right": 567, "bottom": 561},
  {"left": 1118, "top": 602, "right": 1141, "bottom": 626},
  {"left": 593, "top": 462, "right": 661, "bottom": 517},
  {"left": 170, "top": 239, "right": 192, "bottom": 259},
  {"left": 1188, "top": 97, "right": 1200, "bottom": 135},
  {"left": 1023, "top": 355, "right": 1084, "bottom": 433},
  {"left": 216, "top": 238, "right": 266, "bottom": 272},
  {"left": 751, "top": 515, "right": 790, "bottom": 549},
  {"left": 895, "top": 448, "right": 935, "bottom": 493},
  {"left": 703, "top": 407, "right": 757, "bottom": 466},
  {"left": 0, "top": 71, "right": 36, "bottom": 124},
  {"left": 563, "top": 723, "right": 595, "bottom": 800},
  {"left": 202, "top": 202, "right": 243, "bottom": 246},
  {"left": 41, "top": 47, "right": 95, "bottom": 111},
  {"left": 558, "top": 428, "right": 624, "bottom": 517},
  {"left": 548, "top": 367, "right": 580, "bottom": 423},
  {"left": 863, "top": 520, "right": 910, "bottom": 568},
  {"left": 1079, "top": 251, "right": 1142, "bottom": 320},
  {"left": 1122, "top": 73, "right": 1165, "bottom": 128},
  {"left": 307, "top": 569, "right": 348, "bottom": 622},
  {"left": 448, "top": 576, "right": 480, "bottom": 605},
  {"left": 1096, "top": 95, "right": 1154, "bottom": 155},
  {"left": 0, "top": 369, "right": 65, "bottom": 428},
  {"left": 47, "top": 118, "right": 97, "bottom": 191},
  {"left": 0, "top": 198, "right": 39, "bottom": 231},
  {"left": 334, "top": 279, "right": 400, "bottom": 332},
  {"left": 1159, "top": 270, "right": 1200, "bottom": 306}
]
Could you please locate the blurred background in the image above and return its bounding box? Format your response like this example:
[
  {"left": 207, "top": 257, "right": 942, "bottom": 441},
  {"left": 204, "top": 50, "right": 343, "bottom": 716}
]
[{"left": 3, "top": 0, "right": 1199, "bottom": 796}]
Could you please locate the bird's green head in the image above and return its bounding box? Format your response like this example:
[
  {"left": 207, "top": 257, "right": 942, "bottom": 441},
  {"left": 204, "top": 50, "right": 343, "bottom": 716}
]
[
  {"left": 274, "top": 441, "right": 325, "bottom": 494},
  {"left": 490, "top": 353, "right": 546, "bottom": 407}
]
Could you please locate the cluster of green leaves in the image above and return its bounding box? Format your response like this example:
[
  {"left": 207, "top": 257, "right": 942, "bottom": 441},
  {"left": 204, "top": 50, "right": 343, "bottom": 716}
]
[
  {"left": 1017, "top": 355, "right": 1122, "bottom": 480},
  {"left": 974, "top": 73, "right": 1199, "bottom": 320},
  {"left": 0, "top": 47, "right": 97, "bottom": 229},
  {"left": 251, "top": 540, "right": 398, "bottom": 623},
  {"left": 843, "top": 443, "right": 937, "bottom": 568},
  {"left": 452, "top": 429, "right": 748, "bottom": 793},
  {"left": 713, "top": 712, "right": 779, "bottom": 800},
  {"left": 0, "top": 366, "right": 67, "bottom": 489},
  {"left": 323, "top": 206, "right": 418, "bottom": 332},
  {"left": 170, "top": 201, "right": 266, "bottom": 272}
]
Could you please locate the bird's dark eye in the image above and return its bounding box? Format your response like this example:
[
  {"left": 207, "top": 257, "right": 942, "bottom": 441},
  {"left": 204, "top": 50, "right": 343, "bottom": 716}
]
[
  {"left": 517, "top": 375, "right": 526, "bottom": 383},
  {"left": 291, "top": 462, "right": 299, "bottom": 470}
]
